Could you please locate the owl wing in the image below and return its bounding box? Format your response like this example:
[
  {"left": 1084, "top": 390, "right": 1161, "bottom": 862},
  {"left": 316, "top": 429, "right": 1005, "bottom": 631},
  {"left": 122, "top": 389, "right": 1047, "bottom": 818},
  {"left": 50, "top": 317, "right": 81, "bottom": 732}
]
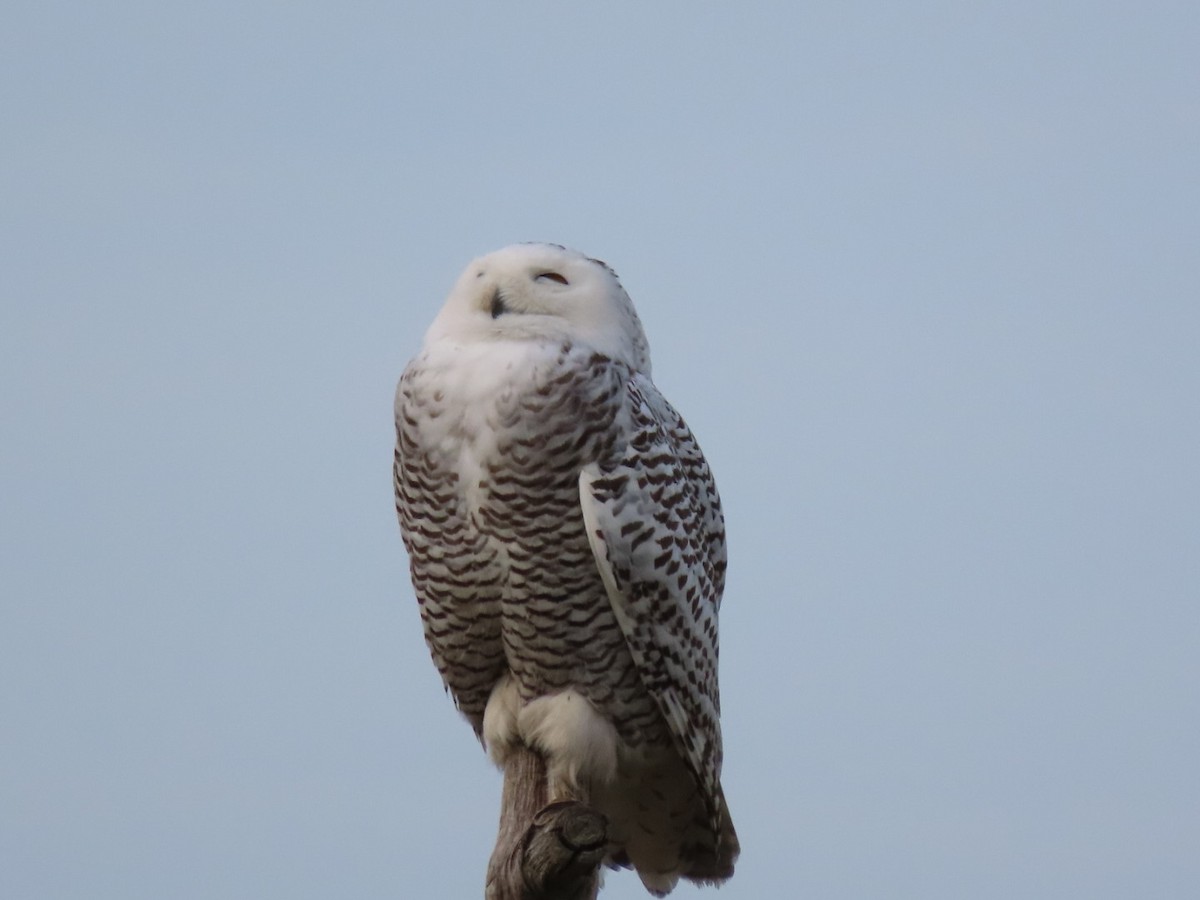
[{"left": 578, "top": 372, "right": 728, "bottom": 832}]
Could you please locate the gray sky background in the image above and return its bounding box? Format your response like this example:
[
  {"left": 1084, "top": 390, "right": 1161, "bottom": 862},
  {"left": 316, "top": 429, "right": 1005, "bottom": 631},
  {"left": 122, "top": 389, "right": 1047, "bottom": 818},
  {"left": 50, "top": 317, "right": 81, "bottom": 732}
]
[{"left": 2, "top": 3, "right": 1198, "bottom": 898}]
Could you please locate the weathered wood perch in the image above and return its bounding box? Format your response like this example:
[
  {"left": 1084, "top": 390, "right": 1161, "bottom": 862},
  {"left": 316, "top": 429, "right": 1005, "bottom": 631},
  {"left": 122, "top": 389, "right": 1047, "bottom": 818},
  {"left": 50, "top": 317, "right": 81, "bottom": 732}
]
[{"left": 485, "top": 745, "right": 608, "bottom": 900}]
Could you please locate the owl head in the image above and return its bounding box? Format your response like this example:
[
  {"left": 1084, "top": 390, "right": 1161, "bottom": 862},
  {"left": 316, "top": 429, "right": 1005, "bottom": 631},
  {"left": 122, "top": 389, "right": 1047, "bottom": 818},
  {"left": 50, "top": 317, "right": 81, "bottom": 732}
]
[{"left": 424, "top": 243, "right": 652, "bottom": 374}]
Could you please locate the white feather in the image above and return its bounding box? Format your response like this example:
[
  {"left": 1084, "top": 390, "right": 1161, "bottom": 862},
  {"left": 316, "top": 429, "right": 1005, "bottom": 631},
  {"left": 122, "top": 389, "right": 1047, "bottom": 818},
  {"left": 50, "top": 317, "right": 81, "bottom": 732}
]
[{"left": 519, "top": 689, "right": 621, "bottom": 800}]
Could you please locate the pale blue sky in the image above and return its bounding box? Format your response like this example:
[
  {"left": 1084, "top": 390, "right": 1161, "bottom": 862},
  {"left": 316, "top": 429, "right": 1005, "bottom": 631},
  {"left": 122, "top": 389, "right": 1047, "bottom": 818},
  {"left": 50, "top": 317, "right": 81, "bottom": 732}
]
[{"left": 2, "top": 3, "right": 1198, "bottom": 898}]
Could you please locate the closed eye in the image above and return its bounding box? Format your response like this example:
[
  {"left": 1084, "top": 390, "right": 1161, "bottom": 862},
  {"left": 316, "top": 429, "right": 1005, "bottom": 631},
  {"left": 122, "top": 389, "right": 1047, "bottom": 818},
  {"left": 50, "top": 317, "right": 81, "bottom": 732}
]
[{"left": 535, "top": 271, "right": 569, "bottom": 285}]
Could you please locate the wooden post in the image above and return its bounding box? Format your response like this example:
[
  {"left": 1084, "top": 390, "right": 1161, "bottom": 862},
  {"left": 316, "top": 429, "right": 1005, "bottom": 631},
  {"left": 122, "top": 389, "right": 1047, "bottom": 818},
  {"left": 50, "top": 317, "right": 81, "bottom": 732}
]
[{"left": 485, "top": 745, "right": 608, "bottom": 900}]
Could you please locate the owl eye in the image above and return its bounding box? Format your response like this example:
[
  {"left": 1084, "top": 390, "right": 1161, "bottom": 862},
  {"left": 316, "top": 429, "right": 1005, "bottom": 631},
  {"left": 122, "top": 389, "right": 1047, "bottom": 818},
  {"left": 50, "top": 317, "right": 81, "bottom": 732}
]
[{"left": 536, "top": 271, "right": 569, "bottom": 286}]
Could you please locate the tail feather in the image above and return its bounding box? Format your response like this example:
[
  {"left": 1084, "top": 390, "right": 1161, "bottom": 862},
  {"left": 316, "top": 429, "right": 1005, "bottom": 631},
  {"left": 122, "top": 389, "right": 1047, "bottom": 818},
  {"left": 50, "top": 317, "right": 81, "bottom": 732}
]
[{"left": 595, "top": 750, "right": 738, "bottom": 894}]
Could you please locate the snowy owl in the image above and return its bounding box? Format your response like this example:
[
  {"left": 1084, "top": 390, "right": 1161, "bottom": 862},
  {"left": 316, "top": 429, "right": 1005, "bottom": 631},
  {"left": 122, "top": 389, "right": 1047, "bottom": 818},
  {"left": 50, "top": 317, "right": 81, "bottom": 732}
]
[{"left": 393, "top": 243, "right": 738, "bottom": 894}]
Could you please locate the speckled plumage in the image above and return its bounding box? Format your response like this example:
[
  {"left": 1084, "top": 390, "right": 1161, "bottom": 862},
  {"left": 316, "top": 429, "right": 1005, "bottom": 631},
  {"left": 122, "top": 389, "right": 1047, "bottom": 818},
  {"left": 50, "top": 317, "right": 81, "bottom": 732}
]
[{"left": 393, "top": 243, "right": 737, "bottom": 894}]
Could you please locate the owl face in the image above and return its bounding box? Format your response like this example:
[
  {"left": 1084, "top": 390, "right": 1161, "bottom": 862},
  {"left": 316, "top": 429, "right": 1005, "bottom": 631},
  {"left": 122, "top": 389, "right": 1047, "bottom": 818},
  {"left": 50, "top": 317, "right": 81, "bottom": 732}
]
[{"left": 425, "top": 243, "right": 651, "bottom": 373}]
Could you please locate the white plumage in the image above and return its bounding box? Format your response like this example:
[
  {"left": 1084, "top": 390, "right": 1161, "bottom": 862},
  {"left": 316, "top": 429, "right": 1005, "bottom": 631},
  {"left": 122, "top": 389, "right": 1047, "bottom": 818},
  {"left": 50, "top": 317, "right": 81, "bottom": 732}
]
[{"left": 393, "top": 243, "right": 737, "bottom": 894}]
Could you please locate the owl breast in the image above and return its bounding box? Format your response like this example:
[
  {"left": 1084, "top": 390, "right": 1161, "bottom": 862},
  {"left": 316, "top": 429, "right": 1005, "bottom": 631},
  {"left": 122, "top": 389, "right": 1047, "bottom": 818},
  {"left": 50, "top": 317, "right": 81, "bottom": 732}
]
[{"left": 395, "top": 337, "right": 670, "bottom": 752}]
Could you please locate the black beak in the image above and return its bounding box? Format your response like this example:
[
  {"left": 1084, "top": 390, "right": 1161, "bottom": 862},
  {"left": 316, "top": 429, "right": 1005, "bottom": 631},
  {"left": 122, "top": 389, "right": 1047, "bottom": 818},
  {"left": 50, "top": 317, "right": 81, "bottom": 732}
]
[{"left": 490, "top": 289, "right": 508, "bottom": 319}]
